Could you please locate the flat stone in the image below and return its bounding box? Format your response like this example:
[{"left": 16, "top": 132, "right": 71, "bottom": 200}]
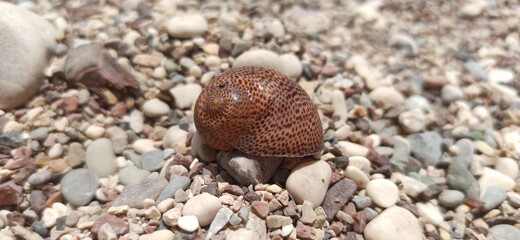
[
  {"left": 118, "top": 166, "right": 150, "bottom": 186},
  {"left": 438, "top": 190, "right": 464, "bottom": 208},
  {"left": 156, "top": 176, "right": 191, "bottom": 204},
  {"left": 251, "top": 201, "right": 269, "bottom": 219},
  {"left": 65, "top": 142, "right": 86, "bottom": 168},
  {"left": 364, "top": 206, "right": 422, "bottom": 240},
  {"left": 286, "top": 160, "right": 331, "bottom": 208},
  {"left": 206, "top": 207, "right": 233, "bottom": 239},
  {"left": 28, "top": 169, "right": 53, "bottom": 186},
  {"left": 86, "top": 138, "right": 117, "bottom": 177},
  {"left": 60, "top": 169, "right": 99, "bottom": 206},
  {"left": 266, "top": 215, "right": 292, "bottom": 229},
  {"left": 0, "top": 181, "right": 21, "bottom": 206},
  {"left": 169, "top": 84, "right": 203, "bottom": 109},
  {"left": 321, "top": 178, "right": 357, "bottom": 222},
  {"left": 407, "top": 131, "right": 443, "bottom": 166},
  {"left": 113, "top": 176, "right": 168, "bottom": 208},
  {"left": 141, "top": 150, "right": 165, "bottom": 172}
]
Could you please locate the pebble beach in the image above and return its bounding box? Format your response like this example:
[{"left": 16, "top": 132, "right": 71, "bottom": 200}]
[{"left": 0, "top": 0, "right": 519, "bottom": 240}]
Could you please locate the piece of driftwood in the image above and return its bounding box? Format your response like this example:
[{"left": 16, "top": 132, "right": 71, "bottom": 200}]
[{"left": 64, "top": 43, "right": 139, "bottom": 104}]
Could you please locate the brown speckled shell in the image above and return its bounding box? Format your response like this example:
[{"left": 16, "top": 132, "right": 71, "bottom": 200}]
[{"left": 194, "top": 66, "right": 323, "bottom": 157}]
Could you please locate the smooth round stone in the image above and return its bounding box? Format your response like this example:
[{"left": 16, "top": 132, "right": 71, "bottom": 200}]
[
  {"left": 398, "top": 109, "right": 426, "bottom": 133},
  {"left": 28, "top": 169, "right": 53, "bottom": 186},
  {"left": 166, "top": 14, "right": 208, "bottom": 39},
  {"left": 344, "top": 166, "right": 369, "bottom": 189},
  {"left": 132, "top": 139, "right": 156, "bottom": 154},
  {"left": 168, "top": 84, "right": 203, "bottom": 109},
  {"left": 482, "top": 186, "right": 507, "bottom": 211},
  {"left": 488, "top": 224, "right": 520, "bottom": 240},
  {"left": 129, "top": 110, "right": 144, "bottom": 133},
  {"left": 233, "top": 49, "right": 283, "bottom": 72},
  {"left": 279, "top": 53, "right": 302, "bottom": 78},
  {"left": 182, "top": 193, "right": 222, "bottom": 227},
  {"left": 156, "top": 176, "right": 191, "bottom": 204},
  {"left": 86, "top": 138, "right": 117, "bottom": 177},
  {"left": 404, "top": 95, "right": 430, "bottom": 112},
  {"left": 162, "top": 126, "right": 188, "bottom": 154},
  {"left": 47, "top": 143, "right": 63, "bottom": 159},
  {"left": 65, "top": 142, "right": 86, "bottom": 168},
  {"left": 178, "top": 215, "right": 199, "bottom": 232},
  {"left": 488, "top": 68, "right": 514, "bottom": 84},
  {"left": 336, "top": 141, "right": 369, "bottom": 157},
  {"left": 416, "top": 202, "right": 444, "bottom": 226},
  {"left": 349, "top": 156, "right": 372, "bottom": 173},
  {"left": 364, "top": 206, "right": 422, "bottom": 240},
  {"left": 441, "top": 84, "right": 463, "bottom": 103},
  {"left": 105, "top": 126, "right": 128, "bottom": 154},
  {"left": 479, "top": 167, "right": 516, "bottom": 197},
  {"left": 141, "top": 150, "right": 165, "bottom": 172},
  {"left": 118, "top": 166, "right": 150, "bottom": 186},
  {"left": 366, "top": 179, "right": 398, "bottom": 208},
  {"left": 281, "top": 224, "right": 294, "bottom": 237},
  {"left": 30, "top": 127, "right": 50, "bottom": 141},
  {"left": 368, "top": 86, "right": 405, "bottom": 110},
  {"left": 267, "top": 19, "right": 285, "bottom": 38},
  {"left": 438, "top": 190, "right": 464, "bottom": 208},
  {"left": 0, "top": 2, "right": 57, "bottom": 110},
  {"left": 495, "top": 157, "right": 519, "bottom": 180},
  {"left": 85, "top": 125, "right": 105, "bottom": 139},
  {"left": 142, "top": 98, "right": 170, "bottom": 118},
  {"left": 139, "top": 230, "right": 174, "bottom": 240},
  {"left": 286, "top": 160, "right": 331, "bottom": 208},
  {"left": 60, "top": 169, "right": 99, "bottom": 206}
]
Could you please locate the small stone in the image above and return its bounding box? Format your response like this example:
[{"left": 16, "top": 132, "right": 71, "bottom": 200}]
[
  {"left": 113, "top": 176, "right": 168, "bottom": 208},
  {"left": 60, "top": 169, "right": 99, "bottom": 206},
  {"left": 447, "top": 158, "right": 480, "bottom": 198},
  {"left": 142, "top": 98, "right": 170, "bottom": 118},
  {"left": 141, "top": 150, "right": 164, "bottom": 172},
  {"left": 177, "top": 215, "right": 199, "bottom": 232},
  {"left": 366, "top": 179, "right": 398, "bottom": 208},
  {"left": 335, "top": 141, "right": 369, "bottom": 157},
  {"left": 31, "top": 221, "right": 49, "bottom": 238},
  {"left": 42, "top": 208, "right": 59, "bottom": 228},
  {"left": 322, "top": 178, "right": 357, "bottom": 222},
  {"left": 118, "top": 166, "right": 150, "bottom": 186},
  {"left": 279, "top": 54, "right": 302, "bottom": 78},
  {"left": 251, "top": 201, "right": 269, "bottom": 219},
  {"left": 398, "top": 109, "right": 426, "bottom": 133},
  {"left": 407, "top": 131, "right": 443, "bottom": 166},
  {"left": 286, "top": 160, "right": 331, "bottom": 208},
  {"left": 156, "top": 176, "right": 191, "bottom": 204},
  {"left": 488, "top": 68, "right": 515, "bottom": 84},
  {"left": 105, "top": 126, "right": 128, "bottom": 154},
  {"left": 86, "top": 138, "right": 117, "bottom": 177},
  {"left": 281, "top": 224, "right": 294, "bottom": 237},
  {"left": 47, "top": 143, "right": 63, "bottom": 159},
  {"left": 163, "top": 207, "right": 181, "bottom": 227},
  {"left": 233, "top": 49, "right": 283, "bottom": 73},
  {"left": 65, "top": 142, "right": 86, "bottom": 168},
  {"left": 85, "top": 125, "right": 105, "bottom": 139},
  {"left": 495, "top": 157, "right": 519, "bottom": 180},
  {"left": 351, "top": 196, "right": 372, "bottom": 210},
  {"left": 364, "top": 207, "right": 422, "bottom": 240},
  {"left": 266, "top": 215, "right": 292, "bottom": 229},
  {"left": 98, "top": 223, "right": 117, "bottom": 240},
  {"left": 479, "top": 167, "right": 515, "bottom": 197},
  {"left": 283, "top": 6, "right": 330, "bottom": 35},
  {"left": 416, "top": 202, "right": 444, "bottom": 226},
  {"left": 438, "top": 190, "right": 464, "bottom": 208},
  {"left": 182, "top": 192, "right": 222, "bottom": 227},
  {"left": 441, "top": 84, "right": 463, "bottom": 103},
  {"left": 368, "top": 86, "right": 405, "bottom": 110},
  {"left": 460, "top": 0, "right": 487, "bottom": 17},
  {"left": 488, "top": 224, "right": 520, "bottom": 240},
  {"left": 162, "top": 126, "right": 188, "bottom": 154},
  {"left": 296, "top": 221, "right": 316, "bottom": 240},
  {"left": 132, "top": 54, "right": 162, "bottom": 67},
  {"left": 267, "top": 19, "right": 285, "bottom": 38},
  {"left": 300, "top": 201, "right": 317, "bottom": 225},
  {"left": 344, "top": 166, "right": 369, "bottom": 189},
  {"left": 28, "top": 169, "right": 52, "bottom": 186},
  {"left": 129, "top": 110, "right": 144, "bottom": 133},
  {"left": 206, "top": 207, "right": 233, "bottom": 239},
  {"left": 166, "top": 14, "right": 208, "bottom": 39},
  {"left": 217, "top": 150, "right": 281, "bottom": 185},
  {"left": 169, "top": 84, "right": 203, "bottom": 109},
  {"left": 139, "top": 230, "right": 174, "bottom": 240},
  {"left": 481, "top": 186, "right": 507, "bottom": 212}
]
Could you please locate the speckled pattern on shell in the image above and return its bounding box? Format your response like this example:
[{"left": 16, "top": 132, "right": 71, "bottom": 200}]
[{"left": 194, "top": 66, "right": 323, "bottom": 157}]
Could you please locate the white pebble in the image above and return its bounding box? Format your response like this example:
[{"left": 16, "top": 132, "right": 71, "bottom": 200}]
[
  {"left": 85, "top": 125, "right": 105, "bottom": 139},
  {"left": 142, "top": 98, "right": 170, "bottom": 118},
  {"left": 47, "top": 143, "right": 63, "bottom": 159},
  {"left": 132, "top": 139, "right": 157, "bottom": 154},
  {"left": 177, "top": 215, "right": 200, "bottom": 232},
  {"left": 366, "top": 179, "right": 398, "bottom": 208},
  {"left": 344, "top": 166, "right": 369, "bottom": 189}
]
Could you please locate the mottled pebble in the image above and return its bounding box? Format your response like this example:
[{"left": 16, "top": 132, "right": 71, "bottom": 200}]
[{"left": 286, "top": 160, "right": 331, "bottom": 207}]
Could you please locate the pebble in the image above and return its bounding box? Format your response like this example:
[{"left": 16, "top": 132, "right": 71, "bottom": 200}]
[
  {"left": 162, "top": 126, "right": 188, "bottom": 154},
  {"left": 182, "top": 192, "right": 222, "bottom": 227},
  {"left": 86, "top": 138, "right": 117, "bottom": 177},
  {"left": 29, "top": 127, "right": 49, "bottom": 141},
  {"left": 156, "top": 176, "right": 191, "bottom": 204},
  {"left": 455, "top": 138, "right": 474, "bottom": 167},
  {"left": 85, "top": 125, "right": 105, "bottom": 139},
  {"left": 142, "top": 98, "right": 170, "bottom": 118},
  {"left": 464, "top": 60, "right": 487, "bottom": 80},
  {"left": 368, "top": 86, "right": 405, "bottom": 110},
  {"left": 118, "top": 166, "right": 150, "bottom": 186},
  {"left": 140, "top": 150, "right": 164, "bottom": 172},
  {"left": 129, "top": 110, "right": 144, "bottom": 133},
  {"left": 441, "top": 84, "right": 463, "bottom": 103},
  {"left": 217, "top": 150, "right": 281, "bottom": 185},
  {"left": 344, "top": 166, "right": 369, "bottom": 189},
  {"left": 60, "top": 169, "right": 99, "bottom": 206},
  {"left": 488, "top": 224, "right": 520, "bottom": 240},
  {"left": 481, "top": 186, "right": 507, "bottom": 211},
  {"left": 206, "top": 207, "right": 233, "bottom": 239},
  {"left": 331, "top": 89, "right": 348, "bottom": 122},
  {"left": 398, "top": 109, "right": 426, "bottom": 133},
  {"left": 91, "top": 214, "right": 128, "bottom": 238},
  {"left": 283, "top": 6, "right": 330, "bottom": 34},
  {"left": 488, "top": 68, "right": 514, "bottom": 84},
  {"left": 233, "top": 49, "right": 283, "bottom": 72},
  {"left": 447, "top": 157, "right": 480, "bottom": 198},
  {"left": 407, "top": 131, "right": 443, "bottom": 166},
  {"left": 113, "top": 176, "right": 168, "bottom": 208},
  {"left": 251, "top": 201, "right": 269, "bottom": 219},
  {"left": 300, "top": 201, "right": 317, "bottom": 225},
  {"left": 267, "top": 19, "right": 285, "bottom": 38},
  {"left": 279, "top": 54, "right": 302, "bottom": 78},
  {"left": 404, "top": 95, "right": 430, "bottom": 112},
  {"left": 495, "top": 157, "right": 519, "bottom": 179},
  {"left": 105, "top": 126, "right": 128, "bottom": 154},
  {"left": 177, "top": 215, "right": 199, "bottom": 232},
  {"left": 364, "top": 207, "right": 422, "bottom": 240},
  {"left": 0, "top": 2, "right": 57, "bottom": 110},
  {"left": 166, "top": 14, "right": 208, "bottom": 38},
  {"left": 27, "top": 169, "right": 52, "bottom": 186},
  {"left": 132, "top": 139, "right": 156, "bottom": 154},
  {"left": 322, "top": 178, "right": 357, "bottom": 222},
  {"left": 162, "top": 207, "right": 181, "bottom": 227},
  {"left": 478, "top": 167, "right": 515, "bottom": 197},
  {"left": 416, "top": 202, "right": 444, "bottom": 226},
  {"left": 366, "top": 179, "right": 398, "bottom": 208},
  {"left": 438, "top": 190, "right": 464, "bottom": 208},
  {"left": 286, "top": 160, "right": 331, "bottom": 208},
  {"left": 335, "top": 141, "right": 369, "bottom": 157},
  {"left": 42, "top": 208, "right": 59, "bottom": 228},
  {"left": 266, "top": 215, "right": 292, "bottom": 229},
  {"left": 169, "top": 84, "right": 202, "bottom": 109},
  {"left": 138, "top": 230, "right": 174, "bottom": 240}
]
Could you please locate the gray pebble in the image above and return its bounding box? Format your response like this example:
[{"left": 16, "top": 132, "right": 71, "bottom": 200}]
[
  {"left": 156, "top": 176, "right": 191, "bottom": 204},
  {"left": 206, "top": 207, "right": 233, "bottom": 240},
  {"left": 141, "top": 150, "right": 165, "bottom": 172},
  {"left": 351, "top": 196, "right": 372, "bottom": 210},
  {"left": 446, "top": 159, "right": 479, "bottom": 198},
  {"left": 482, "top": 186, "right": 507, "bottom": 211},
  {"left": 464, "top": 60, "right": 487, "bottom": 80},
  {"left": 407, "top": 131, "right": 443, "bottom": 166},
  {"left": 455, "top": 138, "right": 474, "bottom": 167},
  {"left": 31, "top": 220, "right": 49, "bottom": 238},
  {"left": 438, "top": 190, "right": 465, "bottom": 208},
  {"left": 229, "top": 214, "right": 243, "bottom": 226},
  {"left": 363, "top": 207, "right": 378, "bottom": 222},
  {"left": 488, "top": 224, "right": 520, "bottom": 240},
  {"left": 29, "top": 127, "right": 50, "bottom": 141},
  {"left": 61, "top": 169, "right": 99, "bottom": 206},
  {"left": 122, "top": 150, "right": 142, "bottom": 168},
  {"left": 404, "top": 95, "right": 430, "bottom": 112},
  {"left": 119, "top": 166, "right": 151, "bottom": 186},
  {"left": 28, "top": 169, "right": 53, "bottom": 186}
]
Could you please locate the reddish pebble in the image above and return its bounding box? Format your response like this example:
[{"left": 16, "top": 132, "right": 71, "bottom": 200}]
[{"left": 251, "top": 201, "right": 269, "bottom": 219}]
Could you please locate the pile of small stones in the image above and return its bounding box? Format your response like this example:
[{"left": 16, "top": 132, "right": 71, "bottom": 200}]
[{"left": 0, "top": 0, "right": 520, "bottom": 240}]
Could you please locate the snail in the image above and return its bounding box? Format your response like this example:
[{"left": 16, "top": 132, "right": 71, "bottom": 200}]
[{"left": 194, "top": 66, "right": 323, "bottom": 157}]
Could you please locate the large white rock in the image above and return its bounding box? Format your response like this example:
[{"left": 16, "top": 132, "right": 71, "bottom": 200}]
[
  {"left": 286, "top": 160, "right": 331, "bottom": 208},
  {"left": 0, "top": 2, "right": 57, "bottom": 110},
  {"left": 364, "top": 206, "right": 423, "bottom": 240}
]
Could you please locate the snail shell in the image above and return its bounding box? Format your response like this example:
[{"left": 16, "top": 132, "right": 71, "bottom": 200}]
[{"left": 194, "top": 66, "right": 323, "bottom": 157}]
